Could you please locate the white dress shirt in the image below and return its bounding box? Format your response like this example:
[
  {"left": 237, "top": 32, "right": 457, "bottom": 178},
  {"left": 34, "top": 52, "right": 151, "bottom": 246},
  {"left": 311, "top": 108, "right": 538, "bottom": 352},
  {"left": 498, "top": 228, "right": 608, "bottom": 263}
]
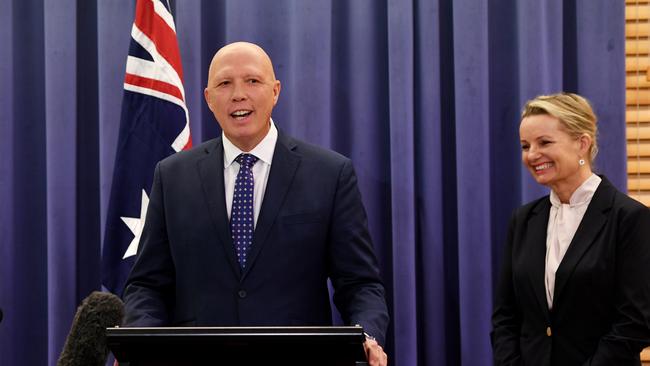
[
  {"left": 222, "top": 119, "right": 277, "bottom": 228},
  {"left": 545, "top": 173, "right": 602, "bottom": 309}
]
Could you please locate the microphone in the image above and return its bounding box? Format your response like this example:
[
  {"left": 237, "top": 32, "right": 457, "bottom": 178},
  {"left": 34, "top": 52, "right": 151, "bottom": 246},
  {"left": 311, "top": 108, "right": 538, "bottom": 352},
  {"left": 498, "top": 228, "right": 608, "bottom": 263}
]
[{"left": 57, "top": 291, "right": 124, "bottom": 366}]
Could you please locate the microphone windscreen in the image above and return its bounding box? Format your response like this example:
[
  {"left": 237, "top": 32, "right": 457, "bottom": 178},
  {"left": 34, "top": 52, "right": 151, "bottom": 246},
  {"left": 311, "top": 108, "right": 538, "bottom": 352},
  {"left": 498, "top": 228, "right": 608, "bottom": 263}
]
[{"left": 57, "top": 291, "right": 124, "bottom": 366}]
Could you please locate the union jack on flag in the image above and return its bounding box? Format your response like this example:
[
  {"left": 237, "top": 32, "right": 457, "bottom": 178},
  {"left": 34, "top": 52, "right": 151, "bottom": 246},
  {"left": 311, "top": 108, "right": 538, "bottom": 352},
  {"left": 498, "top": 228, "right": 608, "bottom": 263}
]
[{"left": 102, "top": 0, "right": 192, "bottom": 294}]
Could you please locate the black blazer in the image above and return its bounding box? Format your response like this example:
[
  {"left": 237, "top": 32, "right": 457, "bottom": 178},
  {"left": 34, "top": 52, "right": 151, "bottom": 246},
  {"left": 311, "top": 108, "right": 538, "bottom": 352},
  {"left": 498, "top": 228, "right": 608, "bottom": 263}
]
[
  {"left": 492, "top": 176, "right": 650, "bottom": 365},
  {"left": 123, "top": 131, "right": 389, "bottom": 344}
]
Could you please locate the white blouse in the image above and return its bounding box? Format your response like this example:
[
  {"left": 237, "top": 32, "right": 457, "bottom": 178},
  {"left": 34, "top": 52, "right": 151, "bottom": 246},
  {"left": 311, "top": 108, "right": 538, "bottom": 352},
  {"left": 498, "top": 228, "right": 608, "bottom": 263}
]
[{"left": 545, "top": 173, "right": 602, "bottom": 309}]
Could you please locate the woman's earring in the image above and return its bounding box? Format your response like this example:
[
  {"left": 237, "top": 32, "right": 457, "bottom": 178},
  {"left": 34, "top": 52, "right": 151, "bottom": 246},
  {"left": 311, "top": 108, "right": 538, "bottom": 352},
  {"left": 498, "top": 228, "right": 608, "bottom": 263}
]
[{"left": 579, "top": 158, "right": 585, "bottom": 166}]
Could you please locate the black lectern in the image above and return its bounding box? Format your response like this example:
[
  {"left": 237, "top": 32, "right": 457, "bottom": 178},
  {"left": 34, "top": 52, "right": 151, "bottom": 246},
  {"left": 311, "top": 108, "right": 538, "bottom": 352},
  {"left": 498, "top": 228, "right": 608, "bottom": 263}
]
[{"left": 107, "top": 326, "right": 368, "bottom": 366}]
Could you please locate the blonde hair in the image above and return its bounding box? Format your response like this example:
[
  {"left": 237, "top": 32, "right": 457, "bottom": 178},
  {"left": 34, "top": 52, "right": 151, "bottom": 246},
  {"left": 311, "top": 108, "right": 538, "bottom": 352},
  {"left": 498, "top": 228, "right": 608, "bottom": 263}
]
[{"left": 521, "top": 92, "right": 598, "bottom": 164}]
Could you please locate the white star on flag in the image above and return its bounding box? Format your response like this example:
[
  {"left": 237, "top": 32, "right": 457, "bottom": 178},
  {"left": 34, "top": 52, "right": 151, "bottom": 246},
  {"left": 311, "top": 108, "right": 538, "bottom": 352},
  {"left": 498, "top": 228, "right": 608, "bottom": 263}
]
[{"left": 121, "top": 189, "right": 149, "bottom": 259}]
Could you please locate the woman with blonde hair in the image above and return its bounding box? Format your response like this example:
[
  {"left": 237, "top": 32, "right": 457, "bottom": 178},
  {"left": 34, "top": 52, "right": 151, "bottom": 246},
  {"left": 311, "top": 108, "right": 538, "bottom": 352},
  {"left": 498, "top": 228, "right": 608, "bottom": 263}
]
[{"left": 492, "top": 93, "right": 650, "bottom": 365}]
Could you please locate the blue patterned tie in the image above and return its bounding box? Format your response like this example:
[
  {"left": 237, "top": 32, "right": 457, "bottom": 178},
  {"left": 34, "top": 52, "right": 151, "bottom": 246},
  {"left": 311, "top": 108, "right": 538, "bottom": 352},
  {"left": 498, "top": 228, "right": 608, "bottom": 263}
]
[{"left": 231, "top": 153, "right": 258, "bottom": 269}]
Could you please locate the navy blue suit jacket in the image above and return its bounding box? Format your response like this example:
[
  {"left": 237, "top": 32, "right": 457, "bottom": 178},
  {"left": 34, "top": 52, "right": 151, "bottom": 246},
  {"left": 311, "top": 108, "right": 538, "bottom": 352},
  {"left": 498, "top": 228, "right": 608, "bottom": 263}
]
[
  {"left": 492, "top": 176, "right": 650, "bottom": 365},
  {"left": 123, "top": 131, "right": 389, "bottom": 344}
]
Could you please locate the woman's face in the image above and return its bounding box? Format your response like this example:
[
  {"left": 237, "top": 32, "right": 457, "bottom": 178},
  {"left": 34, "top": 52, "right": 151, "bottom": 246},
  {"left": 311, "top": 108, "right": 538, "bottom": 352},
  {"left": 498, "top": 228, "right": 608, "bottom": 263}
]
[{"left": 519, "top": 114, "right": 588, "bottom": 190}]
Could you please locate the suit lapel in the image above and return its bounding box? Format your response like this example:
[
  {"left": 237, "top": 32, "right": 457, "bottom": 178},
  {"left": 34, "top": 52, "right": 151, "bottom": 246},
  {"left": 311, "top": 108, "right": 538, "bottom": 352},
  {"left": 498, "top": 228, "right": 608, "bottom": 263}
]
[
  {"left": 197, "top": 138, "right": 241, "bottom": 278},
  {"left": 553, "top": 177, "right": 614, "bottom": 306},
  {"left": 241, "top": 133, "right": 300, "bottom": 280},
  {"left": 526, "top": 199, "right": 552, "bottom": 319}
]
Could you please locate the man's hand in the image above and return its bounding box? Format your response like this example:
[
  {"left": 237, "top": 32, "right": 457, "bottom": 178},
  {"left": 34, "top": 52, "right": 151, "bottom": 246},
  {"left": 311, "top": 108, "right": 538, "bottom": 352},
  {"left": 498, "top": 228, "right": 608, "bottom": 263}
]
[{"left": 363, "top": 338, "right": 387, "bottom": 366}]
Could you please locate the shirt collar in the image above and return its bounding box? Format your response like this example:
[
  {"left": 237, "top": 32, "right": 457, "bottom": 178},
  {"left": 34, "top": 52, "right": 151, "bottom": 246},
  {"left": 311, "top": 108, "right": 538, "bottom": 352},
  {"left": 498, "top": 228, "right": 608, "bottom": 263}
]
[
  {"left": 549, "top": 173, "right": 602, "bottom": 208},
  {"left": 222, "top": 118, "right": 278, "bottom": 168}
]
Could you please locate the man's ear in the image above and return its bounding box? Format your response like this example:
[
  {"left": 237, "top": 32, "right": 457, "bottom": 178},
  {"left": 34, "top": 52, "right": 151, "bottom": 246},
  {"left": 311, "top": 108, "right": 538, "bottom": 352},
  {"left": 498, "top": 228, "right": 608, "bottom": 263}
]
[
  {"left": 272, "top": 80, "right": 281, "bottom": 106},
  {"left": 204, "top": 88, "right": 213, "bottom": 112}
]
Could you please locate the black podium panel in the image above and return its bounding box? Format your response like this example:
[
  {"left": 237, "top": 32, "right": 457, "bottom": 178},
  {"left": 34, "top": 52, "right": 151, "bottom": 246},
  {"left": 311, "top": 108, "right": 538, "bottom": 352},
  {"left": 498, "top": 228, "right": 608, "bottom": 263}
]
[{"left": 107, "top": 326, "right": 368, "bottom": 366}]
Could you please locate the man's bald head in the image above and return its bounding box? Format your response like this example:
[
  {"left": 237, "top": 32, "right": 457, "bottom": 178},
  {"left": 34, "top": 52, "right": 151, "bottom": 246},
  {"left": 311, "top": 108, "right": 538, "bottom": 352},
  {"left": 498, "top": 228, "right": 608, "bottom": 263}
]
[
  {"left": 204, "top": 41, "right": 281, "bottom": 152},
  {"left": 208, "top": 42, "right": 277, "bottom": 83}
]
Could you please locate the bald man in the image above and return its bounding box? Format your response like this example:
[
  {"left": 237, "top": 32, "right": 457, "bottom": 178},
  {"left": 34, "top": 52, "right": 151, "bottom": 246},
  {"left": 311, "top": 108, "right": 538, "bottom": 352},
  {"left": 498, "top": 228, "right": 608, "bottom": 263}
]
[{"left": 123, "top": 42, "right": 389, "bottom": 365}]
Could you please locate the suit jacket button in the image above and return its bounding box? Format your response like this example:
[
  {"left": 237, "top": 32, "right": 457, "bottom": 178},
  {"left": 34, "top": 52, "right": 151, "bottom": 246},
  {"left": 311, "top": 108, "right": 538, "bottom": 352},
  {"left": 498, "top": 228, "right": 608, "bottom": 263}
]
[
  {"left": 238, "top": 290, "right": 247, "bottom": 299},
  {"left": 546, "top": 326, "right": 552, "bottom": 337}
]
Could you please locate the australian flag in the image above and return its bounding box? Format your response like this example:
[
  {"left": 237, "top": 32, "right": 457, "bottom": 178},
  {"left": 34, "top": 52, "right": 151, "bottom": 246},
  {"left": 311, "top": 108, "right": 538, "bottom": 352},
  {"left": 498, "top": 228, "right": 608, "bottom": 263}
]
[{"left": 102, "top": 0, "right": 191, "bottom": 294}]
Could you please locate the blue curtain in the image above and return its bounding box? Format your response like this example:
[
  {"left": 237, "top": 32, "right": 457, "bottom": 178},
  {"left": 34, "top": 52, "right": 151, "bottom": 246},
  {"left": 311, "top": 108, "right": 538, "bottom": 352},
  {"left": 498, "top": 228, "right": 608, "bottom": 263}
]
[{"left": 0, "top": 1, "right": 625, "bottom": 365}]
